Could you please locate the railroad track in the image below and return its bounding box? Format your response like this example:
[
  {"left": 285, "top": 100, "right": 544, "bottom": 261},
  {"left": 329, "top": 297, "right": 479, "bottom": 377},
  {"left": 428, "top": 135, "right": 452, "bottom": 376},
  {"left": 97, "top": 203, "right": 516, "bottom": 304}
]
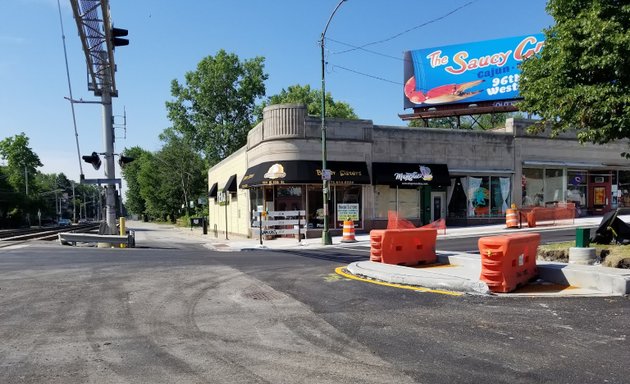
[{"left": 0, "top": 224, "right": 101, "bottom": 245}]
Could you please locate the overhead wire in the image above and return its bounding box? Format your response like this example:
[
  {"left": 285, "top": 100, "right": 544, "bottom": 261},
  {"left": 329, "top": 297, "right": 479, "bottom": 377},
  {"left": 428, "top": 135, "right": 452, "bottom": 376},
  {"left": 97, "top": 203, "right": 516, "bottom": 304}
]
[
  {"left": 330, "top": 0, "right": 479, "bottom": 55},
  {"left": 332, "top": 65, "right": 402, "bottom": 86},
  {"left": 57, "top": 0, "right": 84, "bottom": 176},
  {"left": 323, "top": 1, "right": 480, "bottom": 88}
]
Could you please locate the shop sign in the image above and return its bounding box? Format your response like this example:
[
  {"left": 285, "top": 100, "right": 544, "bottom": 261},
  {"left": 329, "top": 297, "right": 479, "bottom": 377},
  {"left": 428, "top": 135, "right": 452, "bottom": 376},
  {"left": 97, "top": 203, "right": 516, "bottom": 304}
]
[
  {"left": 394, "top": 165, "right": 434, "bottom": 184},
  {"left": 217, "top": 191, "right": 228, "bottom": 206},
  {"left": 404, "top": 34, "right": 545, "bottom": 109},
  {"left": 337, "top": 203, "right": 359, "bottom": 221}
]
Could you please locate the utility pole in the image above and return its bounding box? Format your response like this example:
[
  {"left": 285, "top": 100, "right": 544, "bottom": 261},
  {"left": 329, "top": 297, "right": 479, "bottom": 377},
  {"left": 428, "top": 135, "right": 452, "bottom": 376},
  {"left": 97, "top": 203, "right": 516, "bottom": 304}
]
[
  {"left": 72, "top": 181, "right": 76, "bottom": 223},
  {"left": 319, "top": 0, "right": 348, "bottom": 245},
  {"left": 70, "top": 0, "right": 128, "bottom": 234}
]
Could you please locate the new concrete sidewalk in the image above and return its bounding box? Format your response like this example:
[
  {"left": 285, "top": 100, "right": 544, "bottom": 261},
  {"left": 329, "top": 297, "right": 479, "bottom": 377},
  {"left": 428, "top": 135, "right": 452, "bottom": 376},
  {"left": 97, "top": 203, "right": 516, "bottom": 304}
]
[{"left": 128, "top": 215, "right": 630, "bottom": 297}]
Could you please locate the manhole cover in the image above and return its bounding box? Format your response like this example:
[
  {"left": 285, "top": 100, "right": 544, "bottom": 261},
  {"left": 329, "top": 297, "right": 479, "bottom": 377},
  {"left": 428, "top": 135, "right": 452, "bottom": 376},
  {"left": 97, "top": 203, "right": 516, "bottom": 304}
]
[{"left": 242, "top": 290, "right": 284, "bottom": 301}]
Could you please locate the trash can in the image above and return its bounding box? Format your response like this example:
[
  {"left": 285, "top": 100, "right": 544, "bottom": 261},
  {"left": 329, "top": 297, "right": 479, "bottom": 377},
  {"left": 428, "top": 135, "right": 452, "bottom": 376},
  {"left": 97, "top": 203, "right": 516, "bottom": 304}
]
[{"left": 575, "top": 227, "right": 590, "bottom": 248}]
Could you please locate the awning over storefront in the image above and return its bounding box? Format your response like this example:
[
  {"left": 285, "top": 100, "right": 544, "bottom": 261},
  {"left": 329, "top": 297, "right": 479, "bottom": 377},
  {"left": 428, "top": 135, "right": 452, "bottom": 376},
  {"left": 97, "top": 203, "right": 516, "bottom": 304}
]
[
  {"left": 372, "top": 162, "right": 450, "bottom": 187},
  {"left": 223, "top": 174, "right": 237, "bottom": 193},
  {"left": 208, "top": 182, "right": 218, "bottom": 198},
  {"left": 239, "top": 160, "right": 370, "bottom": 188}
]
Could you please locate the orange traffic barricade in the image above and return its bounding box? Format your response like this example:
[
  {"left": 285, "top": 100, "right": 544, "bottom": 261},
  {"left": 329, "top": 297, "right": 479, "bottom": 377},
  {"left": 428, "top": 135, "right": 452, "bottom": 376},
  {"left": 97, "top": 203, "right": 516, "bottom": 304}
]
[
  {"left": 478, "top": 233, "right": 540, "bottom": 293},
  {"left": 369, "top": 228, "right": 437, "bottom": 266},
  {"left": 370, "top": 230, "right": 384, "bottom": 262},
  {"left": 341, "top": 220, "right": 357, "bottom": 243}
]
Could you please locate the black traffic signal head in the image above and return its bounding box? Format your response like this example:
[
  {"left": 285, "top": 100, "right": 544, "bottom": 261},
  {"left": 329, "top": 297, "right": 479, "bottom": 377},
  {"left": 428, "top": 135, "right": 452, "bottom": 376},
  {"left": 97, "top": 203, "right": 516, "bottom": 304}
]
[
  {"left": 111, "top": 27, "right": 129, "bottom": 48},
  {"left": 118, "top": 155, "right": 135, "bottom": 168},
  {"left": 82, "top": 152, "right": 102, "bottom": 170}
]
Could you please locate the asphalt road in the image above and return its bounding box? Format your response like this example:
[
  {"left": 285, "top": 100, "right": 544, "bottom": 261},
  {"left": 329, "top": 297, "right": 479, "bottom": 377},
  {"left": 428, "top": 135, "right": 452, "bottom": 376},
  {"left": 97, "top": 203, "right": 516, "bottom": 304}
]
[{"left": 0, "top": 233, "right": 628, "bottom": 384}]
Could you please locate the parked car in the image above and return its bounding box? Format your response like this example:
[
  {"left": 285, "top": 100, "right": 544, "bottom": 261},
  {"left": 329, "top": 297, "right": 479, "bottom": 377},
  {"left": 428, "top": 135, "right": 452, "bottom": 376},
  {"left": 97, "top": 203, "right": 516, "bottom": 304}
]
[{"left": 58, "top": 218, "right": 72, "bottom": 226}]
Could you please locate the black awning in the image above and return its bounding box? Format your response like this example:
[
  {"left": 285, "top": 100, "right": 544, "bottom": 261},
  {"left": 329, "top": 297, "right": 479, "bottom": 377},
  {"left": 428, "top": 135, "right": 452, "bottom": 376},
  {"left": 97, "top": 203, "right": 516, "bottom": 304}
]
[
  {"left": 372, "top": 162, "right": 450, "bottom": 187},
  {"left": 239, "top": 160, "right": 370, "bottom": 188},
  {"left": 223, "top": 174, "right": 237, "bottom": 193},
  {"left": 208, "top": 182, "right": 218, "bottom": 198}
]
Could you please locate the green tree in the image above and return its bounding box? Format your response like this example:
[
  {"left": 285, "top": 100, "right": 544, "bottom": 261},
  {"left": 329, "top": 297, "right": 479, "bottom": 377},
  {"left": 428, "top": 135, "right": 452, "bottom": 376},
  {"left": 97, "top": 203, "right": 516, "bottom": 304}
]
[
  {"left": 135, "top": 132, "right": 206, "bottom": 222},
  {"left": 255, "top": 84, "right": 358, "bottom": 121},
  {"left": 0, "top": 133, "right": 42, "bottom": 196},
  {"left": 120, "top": 146, "right": 151, "bottom": 217},
  {"left": 165, "top": 50, "right": 268, "bottom": 166},
  {"left": 519, "top": 0, "right": 630, "bottom": 147}
]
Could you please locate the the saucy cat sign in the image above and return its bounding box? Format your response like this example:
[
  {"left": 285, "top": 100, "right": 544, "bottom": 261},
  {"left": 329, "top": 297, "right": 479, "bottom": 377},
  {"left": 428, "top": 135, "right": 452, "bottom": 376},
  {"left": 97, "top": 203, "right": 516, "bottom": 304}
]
[{"left": 403, "top": 34, "right": 545, "bottom": 109}]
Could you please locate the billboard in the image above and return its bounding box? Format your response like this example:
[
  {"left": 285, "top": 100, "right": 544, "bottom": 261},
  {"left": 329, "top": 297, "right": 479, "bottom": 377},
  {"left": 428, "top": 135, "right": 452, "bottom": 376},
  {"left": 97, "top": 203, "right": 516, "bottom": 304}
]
[{"left": 403, "top": 34, "right": 544, "bottom": 109}]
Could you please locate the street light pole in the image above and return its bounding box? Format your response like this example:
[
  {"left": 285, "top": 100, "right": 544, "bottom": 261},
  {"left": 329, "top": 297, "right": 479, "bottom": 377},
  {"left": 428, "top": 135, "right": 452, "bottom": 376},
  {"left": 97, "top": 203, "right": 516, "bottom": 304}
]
[{"left": 320, "top": 0, "right": 347, "bottom": 245}]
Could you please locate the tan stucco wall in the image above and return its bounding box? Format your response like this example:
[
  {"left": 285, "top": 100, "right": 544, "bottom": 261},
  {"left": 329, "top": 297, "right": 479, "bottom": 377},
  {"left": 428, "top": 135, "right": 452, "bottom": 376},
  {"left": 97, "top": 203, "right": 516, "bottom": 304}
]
[
  {"left": 209, "top": 104, "right": 630, "bottom": 238},
  {"left": 207, "top": 147, "right": 249, "bottom": 239}
]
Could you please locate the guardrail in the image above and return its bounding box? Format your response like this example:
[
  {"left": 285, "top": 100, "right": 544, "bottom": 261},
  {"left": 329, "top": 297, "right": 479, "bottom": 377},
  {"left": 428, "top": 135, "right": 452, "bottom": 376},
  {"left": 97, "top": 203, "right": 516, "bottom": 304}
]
[{"left": 58, "top": 232, "right": 135, "bottom": 247}]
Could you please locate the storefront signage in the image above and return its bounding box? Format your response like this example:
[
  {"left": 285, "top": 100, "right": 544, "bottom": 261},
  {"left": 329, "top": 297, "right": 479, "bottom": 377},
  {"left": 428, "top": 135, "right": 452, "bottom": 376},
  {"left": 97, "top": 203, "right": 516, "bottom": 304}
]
[
  {"left": 263, "top": 163, "right": 286, "bottom": 179},
  {"left": 404, "top": 34, "right": 545, "bottom": 109},
  {"left": 217, "top": 191, "right": 228, "bottom": 206},
  {"left": 337, "top": 203, "right": 359, "bottom": 221},
  {"left": 394, "top": 165, "right": 434, "bottom": 183},
  {"left": 373, "top": 163, "right": 450, "bottom": 187},
  {"left": 239, "top": 161, "right": 370, "bottom": 188}
]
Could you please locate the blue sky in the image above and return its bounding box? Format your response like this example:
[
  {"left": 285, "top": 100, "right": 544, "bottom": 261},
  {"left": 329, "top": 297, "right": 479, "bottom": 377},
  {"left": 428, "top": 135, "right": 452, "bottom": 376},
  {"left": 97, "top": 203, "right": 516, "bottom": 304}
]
[{"left": 1, "top": 0, "right": 553, "bottom": 185}]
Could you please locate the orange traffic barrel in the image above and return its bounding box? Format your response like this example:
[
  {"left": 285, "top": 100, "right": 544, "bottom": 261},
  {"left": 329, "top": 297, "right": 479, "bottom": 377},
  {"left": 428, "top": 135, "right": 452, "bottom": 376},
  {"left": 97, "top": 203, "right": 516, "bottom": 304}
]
[
  {"left": 505, "top": 208, "right": 519, "bottom": 228},
  {"left": 341, "top": 220, "right": 357, "bottom": 243}
]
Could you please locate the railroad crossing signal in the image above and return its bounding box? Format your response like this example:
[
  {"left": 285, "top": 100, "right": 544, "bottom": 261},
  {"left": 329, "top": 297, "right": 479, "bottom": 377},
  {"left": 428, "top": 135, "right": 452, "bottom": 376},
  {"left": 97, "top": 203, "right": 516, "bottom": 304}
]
[
  {"left": 111, "top": 27, "right": 129, "bottom": 48},
  {"left": 82, "top": 152, "right": 102, "bottom": 170}
]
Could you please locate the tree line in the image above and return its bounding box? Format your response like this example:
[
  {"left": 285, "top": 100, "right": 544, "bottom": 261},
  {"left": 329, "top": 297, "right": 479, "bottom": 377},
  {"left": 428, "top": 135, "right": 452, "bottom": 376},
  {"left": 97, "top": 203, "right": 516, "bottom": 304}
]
[{"left": 0, "top": 133, "right": 102, "bottom": 228}]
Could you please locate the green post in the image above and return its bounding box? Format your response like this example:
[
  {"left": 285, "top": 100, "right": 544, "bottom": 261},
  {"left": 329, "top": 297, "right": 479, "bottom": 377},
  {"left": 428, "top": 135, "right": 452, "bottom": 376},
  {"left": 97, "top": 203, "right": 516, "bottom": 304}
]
[{"left": 576, "top": 227, "right": 590, "bottom": 248}]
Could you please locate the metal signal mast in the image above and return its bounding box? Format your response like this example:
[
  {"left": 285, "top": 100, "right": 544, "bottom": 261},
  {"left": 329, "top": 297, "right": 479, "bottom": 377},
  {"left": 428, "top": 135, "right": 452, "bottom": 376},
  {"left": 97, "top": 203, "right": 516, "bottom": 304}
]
[{"left": 69, "top": 0, "right": 128, "bottom": 234}]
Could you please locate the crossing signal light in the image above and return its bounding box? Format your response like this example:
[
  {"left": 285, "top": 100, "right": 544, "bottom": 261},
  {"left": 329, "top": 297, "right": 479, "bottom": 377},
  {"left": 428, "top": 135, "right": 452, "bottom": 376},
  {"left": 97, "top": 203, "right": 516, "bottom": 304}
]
[
  {"left": 82, "top": 152, "right": 102, "bottom": 170},
  {"left": 118, "top": 155, "right": 135, "bottom": 168},
  {"left": 111, "top": 27, "right": 129, "bottom": 48}
]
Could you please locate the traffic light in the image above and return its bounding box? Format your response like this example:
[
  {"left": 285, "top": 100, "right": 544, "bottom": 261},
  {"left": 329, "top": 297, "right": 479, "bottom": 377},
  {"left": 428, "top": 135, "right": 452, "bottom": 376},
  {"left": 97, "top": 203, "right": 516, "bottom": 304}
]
[
  {"left": 118, "top": 155, "right": 135, "bottom": 168},
  {"left": 111, "top": 27, "right": 129, "bottom": 48},
  {"left": 82, "top": 152, "right": 102, "bottom": 170}
]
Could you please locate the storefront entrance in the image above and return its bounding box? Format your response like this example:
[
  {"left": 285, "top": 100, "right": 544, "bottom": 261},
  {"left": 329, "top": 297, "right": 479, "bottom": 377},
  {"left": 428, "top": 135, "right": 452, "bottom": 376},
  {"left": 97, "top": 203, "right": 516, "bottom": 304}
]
[{"left": 431, "top": 192, "right": 446, "bottom": 221}]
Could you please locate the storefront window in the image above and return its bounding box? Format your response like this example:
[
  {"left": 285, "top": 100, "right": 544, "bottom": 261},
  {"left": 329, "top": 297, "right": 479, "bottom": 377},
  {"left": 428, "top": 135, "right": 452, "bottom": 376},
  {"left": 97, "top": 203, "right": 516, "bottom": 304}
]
[
  {"left": 307, "top": 185, "right": 323, "bottom": 229},
  {"left": 275, "top": 185, "right": 304, "bottom": 212},
  {"left": 374, "top": 185, "right": 396, "bottom": 218},
  {"left": 567, "top": 170, "right": 587, "bottom": 211},
  {"left": 374, "top": 185, "right": 421, "bottom": 219},
  {"left": 447, "top": 177, "right": 467, "bottom": 218},
  {"left": 522, "top": 168, "right": 544, "bottom": 207},
  {"left": 491, "top": 177, "right": 511, "bottom": 215},
  {"left": 398, "top": 188, "right": 421, "bottom": 219},
  {"left": 468, "top": 176, "right": 490, "bottom": 216},
  {"left": 618, "top": 171, "right": 630, "bottom": 208},
  {"left": 545, "top": 168, "right": 564, "bottom": 204},
  {"left": 334, "top": 185, "right": 362, "bottom": 228},
  {"left": 249, "top": 188, "right": 264, "bottom": 226}
]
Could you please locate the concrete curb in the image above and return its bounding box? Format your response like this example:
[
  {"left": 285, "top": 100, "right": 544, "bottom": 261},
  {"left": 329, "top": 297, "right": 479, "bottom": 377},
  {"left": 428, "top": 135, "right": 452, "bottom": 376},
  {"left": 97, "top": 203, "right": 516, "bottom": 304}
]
[
  {"left": 346, "top": 261, "right": 491, "bottom": 295},
  {"left": 537, "top": 261, "right": 630, "bottom": 295},
  {"left": 346, "top": 253, "right": 630, "bottom": 296}
]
